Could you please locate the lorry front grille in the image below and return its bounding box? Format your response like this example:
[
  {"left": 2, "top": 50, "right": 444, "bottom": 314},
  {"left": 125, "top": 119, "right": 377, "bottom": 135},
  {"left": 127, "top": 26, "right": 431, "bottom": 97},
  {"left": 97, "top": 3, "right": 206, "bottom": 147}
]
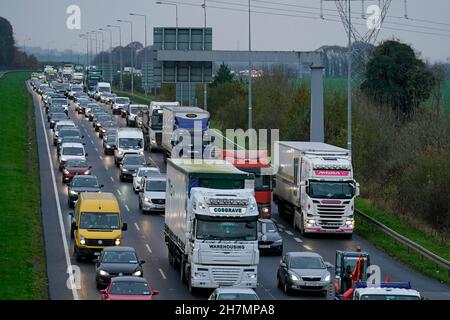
[
  {"left": 318, "top": 220, "right": 342, "bottom": 229},
  {"left": 316, "top": 204, "right": 345, "bottom": 218},
  {"left": 85, "top": 239, "right": 115, "bottom": 246},
  {"left": 211, "top": 267, "right": 241, "bottom": 286}
]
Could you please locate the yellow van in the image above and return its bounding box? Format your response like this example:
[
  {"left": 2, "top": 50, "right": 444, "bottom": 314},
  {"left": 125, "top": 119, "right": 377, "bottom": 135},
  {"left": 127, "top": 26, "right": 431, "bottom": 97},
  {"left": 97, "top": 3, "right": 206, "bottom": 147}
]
[{"left": 70, "top": 192, "right": 128, "bottom": 260}]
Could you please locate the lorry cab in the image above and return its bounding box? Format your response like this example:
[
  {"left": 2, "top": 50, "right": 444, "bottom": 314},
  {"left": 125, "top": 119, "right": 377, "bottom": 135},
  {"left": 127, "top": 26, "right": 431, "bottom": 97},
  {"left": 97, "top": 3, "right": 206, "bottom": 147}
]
[
  {"left": 95, "top": 82, "right": 111, "bottom": 101},
  {"left": 114, "top": 128, "right": 144, "bottom": 166},
  {"left": 70, "top": 192, "right": 128, "bottom": 260}
]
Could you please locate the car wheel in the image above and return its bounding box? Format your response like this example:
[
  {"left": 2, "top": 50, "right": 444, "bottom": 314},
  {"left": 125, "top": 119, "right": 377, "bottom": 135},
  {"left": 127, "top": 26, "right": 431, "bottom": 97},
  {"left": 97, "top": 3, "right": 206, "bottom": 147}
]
[
  {"left": 74, "top": 244, "right": 81, "bottom": 262},
  {"left": 284, "top": 280, "right": 292, "bottom": 295},
  {"left": 277, "top": 273, "right": 282, "bottom": 289},
  {"left": 120, "top": 174, "right": 124, "bottom": 182}
]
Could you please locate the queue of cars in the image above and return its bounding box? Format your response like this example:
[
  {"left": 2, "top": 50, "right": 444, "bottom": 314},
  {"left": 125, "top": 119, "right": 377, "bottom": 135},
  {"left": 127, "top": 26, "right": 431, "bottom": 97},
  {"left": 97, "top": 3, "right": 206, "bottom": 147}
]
[{"left": 30, "top": 71, "right": 346, "bottom": 300}]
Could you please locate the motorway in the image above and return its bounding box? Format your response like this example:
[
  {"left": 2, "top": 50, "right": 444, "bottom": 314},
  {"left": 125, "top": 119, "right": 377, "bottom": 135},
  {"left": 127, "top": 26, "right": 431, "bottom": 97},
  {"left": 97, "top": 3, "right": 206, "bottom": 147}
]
[{"left": 28, "top": 82, "right": 450, "bottom": 300}]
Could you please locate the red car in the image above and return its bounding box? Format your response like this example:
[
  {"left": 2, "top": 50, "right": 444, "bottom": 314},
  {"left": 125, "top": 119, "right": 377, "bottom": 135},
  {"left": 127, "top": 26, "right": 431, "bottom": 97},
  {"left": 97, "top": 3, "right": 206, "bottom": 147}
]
[
  {"left": 62, "top": 159, "right": 91, "bottom": 183},
  {"left": 100, "top": 276, "right": 159, "bottom": 300}
]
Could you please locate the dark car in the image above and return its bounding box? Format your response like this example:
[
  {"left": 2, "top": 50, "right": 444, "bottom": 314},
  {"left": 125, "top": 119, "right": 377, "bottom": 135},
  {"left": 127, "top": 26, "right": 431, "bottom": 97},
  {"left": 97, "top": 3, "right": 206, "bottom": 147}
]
[
  {"left": 49, "top": 112, "right": 70, "bottom": 129},
  {"left": 89, "top": 107, "right": 107, "bottom": 122},
  {"left": 55, "top": 128, "right": 82, "bottom": 148},
  {"left": 103, "top": 130, "right": 117, "bottom": 155},
  {"left": 76, "top": 98, "right": 90, "bottom": 114},
  {"left": 94, "top": 114, "right": 113, "bottom": 132},
  {"left": 62, "top": 159, "right": 92, "bottom": 183},
  {"left": 100, "top": 276, "right": 159, "bottom": 300},
  {"left": 257, "top": 219, "right": 283, "bottom": 255},
  {"left": 120, "top": 154, "right": 147, "bottom": 182},
  {"left": 67, "top": 175, "right": 103, "bottom": 208},
  {"left": 95, "top": 246, "right": 145, "bottom": 289},
  {"left": 47, "top": 105, "right": 66, "bottom": 120},
  {"left": 98, "top": 121, "right": 116, "bottom": 139},
  {"left": 277, "top": 252, "right": 331, "bottom": 296}
]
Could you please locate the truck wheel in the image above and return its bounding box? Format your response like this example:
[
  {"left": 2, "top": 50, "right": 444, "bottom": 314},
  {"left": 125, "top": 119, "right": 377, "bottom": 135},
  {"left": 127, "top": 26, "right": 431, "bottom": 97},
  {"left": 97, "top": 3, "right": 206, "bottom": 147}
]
[
  {"left": 74, "top": 244, "right": 82, "bottom": 262},
  {"left": 180, "top": 258, "right": 187, "bottom": 284},
  {"left": 188, "top": 274, "right": 196, "bottom": 295},
  {"left": 299, "top": 212, "right": 306, "bottom": 237}
]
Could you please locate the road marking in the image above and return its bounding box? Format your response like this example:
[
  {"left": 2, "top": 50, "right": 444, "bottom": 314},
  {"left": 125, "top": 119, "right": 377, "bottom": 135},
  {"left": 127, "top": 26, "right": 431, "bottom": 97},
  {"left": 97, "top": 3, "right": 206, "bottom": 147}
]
[
  {"left": 110, "top": 176, "right": 114, "bottom": 182},
  {"left": 158, "top": 268, "right": 167, "bottom": 280},
  {"left": 34, "top": 84, "right": 79, "bottom": 300},
  {"left": 303, "top": 244, "right": 313, "bottom": 251},
  {"left": 145, "top": 244, "right": 153, "bottom": 254},
  {"left": 99, "top": 156, "right": 103, "bottom": 160},
  {"left": 117, "top": 189, "right": 121, "bottom": 195},
  {"left": 95, "top": 147, "right": 98, "bottom": 152},
  {"left": 125, "top": 204, "right": 130, "bottom": 212},
  {"left": 294, "top": 237, "right": 303, "bottom": 243},
  {"left": 285, "top": 230, "right": 294, "bottom": 236},
  {"left": 134, "top": 222, "right": 140, "bottom": 231}
]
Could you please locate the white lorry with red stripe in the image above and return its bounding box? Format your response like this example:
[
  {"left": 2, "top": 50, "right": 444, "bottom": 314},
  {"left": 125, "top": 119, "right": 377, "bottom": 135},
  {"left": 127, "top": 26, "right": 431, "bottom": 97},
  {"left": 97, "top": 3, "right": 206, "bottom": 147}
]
[{"left": 273, "top": 142, "right": 360, "bottom": 238}]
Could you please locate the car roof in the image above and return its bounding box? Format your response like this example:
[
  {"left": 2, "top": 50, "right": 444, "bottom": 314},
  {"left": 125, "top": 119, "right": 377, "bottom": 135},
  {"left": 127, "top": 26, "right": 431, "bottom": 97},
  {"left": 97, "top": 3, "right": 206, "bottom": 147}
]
[
  {"left": 215, "top": 288, "right": 257, "bottom": 294},
  {"left": 138, "top": 167, "right": 159, "bottom": 172},
  {"left": 72, "top": 174, "right": 96, "bottom": 180},
  {"left": 124, "top": 154, "right": 144, "bottom": 158},
  {"left": 111, "top": 276, "right": 147, "bottom": 283},
  {"left": 287, "top": 251, "right": 322, "bottom": 258},
  {"left": 144, "top": 175, "right": 166, "bottom": 182},
  {"left": 355, "top": 287, "right": 421, "bottom": 297},
  {"left": 61, "top": 142, "right": 84, "bottom": 148},
  {"left": 102, "top": 246, "right": 136, "bottom": 252}
]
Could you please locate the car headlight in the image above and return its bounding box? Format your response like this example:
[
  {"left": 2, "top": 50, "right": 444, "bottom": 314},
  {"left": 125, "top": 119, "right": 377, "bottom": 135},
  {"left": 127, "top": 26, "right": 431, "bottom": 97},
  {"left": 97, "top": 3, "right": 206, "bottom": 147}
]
[
  {"left": 262, "top": 207, "right": 270, "bottom": 213},
  {"left": 307, "top": 219, "right": 316, "bottom": 224},
  {"left": 58, "top": 138, "right": 62, "bottom": 143},
  {"left": 194, "top": 271, "right": 208, "bottom": 278},
  {"left": 79, "top": 237, "right": 86, "bottom": 245},
  {"left": 144, "top": 197, "right": 150, "bottom": 202},
  {"left": 115, "top": 238, "right": 121, "bottom": 246},
  {"left": 122, "top": 168, "right": 128, "bottom": 172},
  {"left": 61, "top": 157, "right": 67, "bottom": 162},
  {"left": 289, "top": 273, "right": 299, "bottom": 281},
  {"left": 346, "top": 220, "right": 355, "bottom": 226},
  {"left": 70, "top": 190, "right": 78, "bottom": 196},
  {"left": 324, "top": 274, "right": 330, "bottom": 282},
  {"left": 84, "top": 170, "right": 90, "bottom": 175},
  {"left": 118, "top": 151, "right": 123, "bottom": 155},
  {"left": 247, "top": 273, "right": 257, "bottom": 279},
  {"left": 106, "top": 145, "right": 111, "bottom": 148},
  {"left": 132, "top": 270, "right": 142, "bottom": 277},
  {"left": 275, "top": 239, "right": 283, "bottom": 244},
  {"left": 99, "top": 270, "right": 108, "bottom": 276},
  {"left": 139, "top": 151, "right": 144, "bottom": 155}
]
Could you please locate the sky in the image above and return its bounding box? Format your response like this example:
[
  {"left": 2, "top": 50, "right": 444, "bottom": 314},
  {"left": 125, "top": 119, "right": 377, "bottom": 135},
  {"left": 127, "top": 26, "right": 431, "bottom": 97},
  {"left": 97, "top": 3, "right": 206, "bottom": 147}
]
[{"left": 1, "top": 0, "right": 450, "bottom": 62}]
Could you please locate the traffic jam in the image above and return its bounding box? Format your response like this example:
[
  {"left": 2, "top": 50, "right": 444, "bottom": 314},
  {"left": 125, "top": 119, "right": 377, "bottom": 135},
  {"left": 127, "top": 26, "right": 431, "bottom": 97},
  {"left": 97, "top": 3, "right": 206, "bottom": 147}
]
[{"left": 29, "top": 65, "right": 423, "bottom": 301}]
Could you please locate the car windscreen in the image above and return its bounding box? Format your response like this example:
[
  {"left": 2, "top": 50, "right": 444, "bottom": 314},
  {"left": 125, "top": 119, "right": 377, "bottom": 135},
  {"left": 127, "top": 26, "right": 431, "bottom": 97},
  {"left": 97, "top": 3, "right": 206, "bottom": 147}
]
[
  {"left": 66, "top": 160, "right": 88, "bottom": 167},
  {"left": 289, "top": 256, "right": 325, "bottom": 269},
  {"left": 97, "top": 115, "right": 112, "bottom": 121},
  {"left": 62, "top": 147, "right": 84, "bottom": 156},
  {"left": 123, "top": 156, "right": 146, "bottom": 166},
  {"left": 145, "top": 180, "right": 166, "bottom": 192},
  {"left": 59, "top": 130, "right": 80, "bottom": 138},
  {"left": 138, "top": 169, "right": 160, "bottom": 177},
  {"left": 71, "top": 177, "right": 98, "bottom": 187},
  {"left": 102, "top": 251, "right": 138, "bottom": 264},
  {"left": 130, "top": 106, "right": 145, "bottom": 114},
  {"left": 109, "top": 281, "right": 151, "bottom": 295},
  {"left": 259, "top": 221, "right": 277, "bottom": 232},
  {"left": 52, "top": 113, "right": 68, "bottom": 120},
  {"left": 79, "top": 212, "right": 119, "bottom": 230},
  {"left": 106, "top": 134, "right": 117, "bottom": 142},
  {"left": 98, "top": 87, "right": 110, "bottom": 92},
  {"left": 118, "top": 138, "right": 143, "bottom": 149},
  {"left": 116, "top": 98, "right": 130, "bottom": 104}
]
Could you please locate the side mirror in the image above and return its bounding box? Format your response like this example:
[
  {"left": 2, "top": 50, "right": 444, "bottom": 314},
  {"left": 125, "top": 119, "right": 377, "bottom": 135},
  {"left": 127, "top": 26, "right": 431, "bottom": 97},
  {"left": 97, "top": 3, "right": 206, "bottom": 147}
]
[
  {"left": 88, "top": 166, "right": 92, "bottom": 169},
  {"left": 81, "top": 135, "right": 85, "bottom": 139},
  {"left": 71, "top": 221, "right": 78, "bottom": 230},
  {"left": 85, "top": 153, "right": 88, "bottom": 157},
  {"left": 140, "top": 260, "right": 146, "bottom": 265},
  {"left": 100, "top": 184, "right": 104, "bottom": 188},
  {"left": 280, "top": 262, "right": 287, "bottom": 268},
  {"left": 68, "top": 211, "right": 73, "bottom": 216},
  {"left": 152, "top": 290, "right": 160, "bottom": 296},
  {"left": 325, "top": 262, "right": 333, "bottom": 269},
  {"left": 122, "top": 223, "right": 128, "bottom": 231}
]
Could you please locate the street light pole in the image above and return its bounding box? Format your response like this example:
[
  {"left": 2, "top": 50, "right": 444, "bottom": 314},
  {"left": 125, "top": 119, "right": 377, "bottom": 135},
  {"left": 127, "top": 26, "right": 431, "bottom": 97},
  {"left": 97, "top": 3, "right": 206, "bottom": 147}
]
[
  {"left": 130, "top": 13, "right": 149, "bottom": 96},
  {"left": 108, "top": 24, "right": 123, "bottom": 90},
  {"left": 347, "top": 0, "right": 352, "bottom": 155},
  {"left": 201, "top": 1, "right": 208, "bottom": 111},
  {"left": 156, "top": 2, "right": 178, "bottom": 28},
  {"left": 248, "top": 0, "right": 253, "bottom": 130},
  {"left": 97, "top": 30, "right": 105, "bottom": 72},
  {"left": 101, "top": 28, "right": 113, "bottom": 84},
  {"left": 118, "top": 19, "right": 134, "bottom": 95}
]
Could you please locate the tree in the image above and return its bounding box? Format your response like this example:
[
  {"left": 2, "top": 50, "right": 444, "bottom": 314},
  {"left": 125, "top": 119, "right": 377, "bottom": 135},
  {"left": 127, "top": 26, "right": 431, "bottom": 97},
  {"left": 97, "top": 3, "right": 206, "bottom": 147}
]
[
  {"left": 211, "top": 63, "right": 234, "bottom": 87},
  {"left": 361, "top": 40, "right": 435, "bottom": 117},
  {"left": 0, "top": 17, "right": 15, "bottom": 67}
]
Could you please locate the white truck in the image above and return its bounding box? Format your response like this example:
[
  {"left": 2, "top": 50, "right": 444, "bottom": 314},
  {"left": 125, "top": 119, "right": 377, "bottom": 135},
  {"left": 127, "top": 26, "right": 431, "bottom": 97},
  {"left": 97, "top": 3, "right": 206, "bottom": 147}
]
[
  {"left": 114, "top": 128, "right": 144, "bottom": 166},
  {"left": 273, "top": 142, "right": 359, "bottom": 238},
  {"left": 95, "top": 82, "right": 111, "bottom": 101},
  {"left": 162, "top": 106, "right": 211, "bottom": 160},
  {"left": 165, "top": 159, "right": 260, "bottom": 293},
  {"left": 140, "top": 101, "right": 180, "bottom": 152}
]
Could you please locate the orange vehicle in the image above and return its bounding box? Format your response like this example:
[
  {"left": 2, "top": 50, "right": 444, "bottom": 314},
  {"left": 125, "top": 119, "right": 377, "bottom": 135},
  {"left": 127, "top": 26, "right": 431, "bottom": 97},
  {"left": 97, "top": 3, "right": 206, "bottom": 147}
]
[{"left": 222, "top": 150, "right": 273, "bottom": 219}]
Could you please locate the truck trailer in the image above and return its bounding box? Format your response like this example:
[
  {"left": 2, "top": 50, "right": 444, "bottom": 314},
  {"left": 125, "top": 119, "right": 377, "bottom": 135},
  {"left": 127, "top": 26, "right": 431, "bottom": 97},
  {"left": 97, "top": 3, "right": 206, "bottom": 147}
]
[
  {"left": 165, "top": 159, "right": 260, "bottom": 292},
  {"left": 273, "top": 141, "right": 359, "bottom": 237}
]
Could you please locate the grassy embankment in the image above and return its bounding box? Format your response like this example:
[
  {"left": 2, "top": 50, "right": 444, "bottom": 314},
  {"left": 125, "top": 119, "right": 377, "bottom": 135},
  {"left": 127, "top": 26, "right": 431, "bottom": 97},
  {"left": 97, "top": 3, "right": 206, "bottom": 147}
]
[{"left": 0, "top": 72, "right": 48, "bottom": 299}]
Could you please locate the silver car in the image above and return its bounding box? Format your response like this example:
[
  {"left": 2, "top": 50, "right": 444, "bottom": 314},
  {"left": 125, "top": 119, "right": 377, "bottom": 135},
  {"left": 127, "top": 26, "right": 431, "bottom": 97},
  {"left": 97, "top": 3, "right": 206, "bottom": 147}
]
[{"left": 277, "top": 251, "right": 331, "bottom": 296}]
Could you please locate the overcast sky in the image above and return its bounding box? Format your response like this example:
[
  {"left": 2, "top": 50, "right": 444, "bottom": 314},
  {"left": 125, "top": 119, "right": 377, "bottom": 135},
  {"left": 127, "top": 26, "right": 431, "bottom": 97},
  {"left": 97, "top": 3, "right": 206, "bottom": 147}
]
[{"left": 1, "top": 0, "right": 449, "bottom": 62}]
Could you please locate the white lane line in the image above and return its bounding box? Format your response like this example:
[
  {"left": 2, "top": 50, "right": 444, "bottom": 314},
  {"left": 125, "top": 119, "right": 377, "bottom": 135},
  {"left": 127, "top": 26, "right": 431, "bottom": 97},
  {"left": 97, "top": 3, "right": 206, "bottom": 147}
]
[
  {"left": 99, "top": 156, "right": 103, "bottom": 160},
  {"left": 158, "top": 268, "right": 167, "bottom": 280},
  {"left": 34, "top": 85, "right": 79, "bottom": 300},
  {"left": 285, "top": 230, "right": 294, "bottom": 236},
  {"left": 294, "top": 237, "right": 303, "bottom": 243},
  {"left": 134, "top": 222, "right": 140, "bottom": 231},
  {"left": 110, "top": 176, "right": 114, "bottom": 182},
  {"left": 303, "top": 244, "right": 313, "bottom": 251},
  {"left": 117, "top": 189, "right": 121, "bottom": 195},
  {"left": 95, "top": 147, "right": 98, "bottom": 152},
  {"left": 145, "top": 244, "right": 153, "bottom": 254},
  {"left": 125, "top": 204, "right": 130, "bottom": 212},
  {"left": 277, "top": 224, "right": 285, "bottom": 229}
]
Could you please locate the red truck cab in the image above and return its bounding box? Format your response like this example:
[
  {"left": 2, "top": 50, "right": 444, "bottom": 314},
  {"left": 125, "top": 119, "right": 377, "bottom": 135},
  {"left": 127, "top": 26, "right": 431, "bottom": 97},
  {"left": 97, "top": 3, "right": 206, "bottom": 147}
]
[{"left": 222, "top": 150, "right": 273, "bottom": 219}]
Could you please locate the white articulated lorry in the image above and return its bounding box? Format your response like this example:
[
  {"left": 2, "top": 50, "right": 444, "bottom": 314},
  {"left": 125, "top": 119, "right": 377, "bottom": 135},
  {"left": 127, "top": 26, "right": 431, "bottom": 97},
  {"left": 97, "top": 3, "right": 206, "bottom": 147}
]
[
  {"left": 162, "top": 106, "right": 211, "bottom": 160},
  {"left": 165, "top": 159, "right": 260, "bottom": 293},
  {"left": 273, "top": 142, "right": 360, "bottom": 238}
]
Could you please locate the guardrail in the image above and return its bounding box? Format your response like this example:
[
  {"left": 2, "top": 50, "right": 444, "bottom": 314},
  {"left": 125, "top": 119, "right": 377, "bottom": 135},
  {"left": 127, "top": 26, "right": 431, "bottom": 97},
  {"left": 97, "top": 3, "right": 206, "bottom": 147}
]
[{"left": 355, "top": 209, "right": 450, "bottom": 277}]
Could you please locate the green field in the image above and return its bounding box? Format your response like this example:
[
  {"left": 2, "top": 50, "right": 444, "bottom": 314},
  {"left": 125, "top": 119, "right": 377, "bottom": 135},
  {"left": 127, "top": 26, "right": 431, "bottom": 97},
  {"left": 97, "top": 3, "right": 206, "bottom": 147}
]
[
  {"left": 0, "top": 72, "right": 48, "bottom": 299},
  {"left": 356, "top": 198, "right": 450, "bottom": 285}
]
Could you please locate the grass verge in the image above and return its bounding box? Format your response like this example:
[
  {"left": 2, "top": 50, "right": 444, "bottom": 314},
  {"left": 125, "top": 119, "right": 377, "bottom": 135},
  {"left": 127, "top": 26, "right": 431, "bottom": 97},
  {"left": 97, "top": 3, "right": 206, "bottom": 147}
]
[
  {"left": 356, "top": 198, "right": 450, "bottom": 285},
  {"left": 112, "top": 88, "right": 152, "bottom": 105},
  {"left": 0, "top": 72, "right": 48, "bottom": 299}
]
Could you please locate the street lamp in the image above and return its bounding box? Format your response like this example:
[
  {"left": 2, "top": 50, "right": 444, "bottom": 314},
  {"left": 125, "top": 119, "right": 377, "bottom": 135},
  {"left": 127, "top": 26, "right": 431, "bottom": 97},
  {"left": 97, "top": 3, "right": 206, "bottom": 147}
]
[
  {"left": 100, "top": 28, "right": 113, "bottom": 84},
  {"left": 79, "top": 33, "right": 89, "bottom": 67},
  {"left": 201, "top": 1, "right": 207, "bottom": 110},
  {"left": 156, "top": 1, "right": 178, "bottom": 28},
  {"left": 97, "top": 29, "right": 105, "bottom": 72},
  {"left": 108, "top": 24, "right": 123, "bottom": 90},
  {"left": 47, "top": 41, "right": 55, "bottom": 62},
  {"left": 117, "top": 19, "right": 134, "bottom": 95},
  {"left": 130, "top": 13, "right": 149, "bottom": 96},
  {"left": 90, "top": 31, "right": 98, "bottom": 65},
  {"left": 248, "top": 0, "right": 253, "bottom": 129},
  {"left": 22, "top": 37, "right": 31, "bottom": 67}
]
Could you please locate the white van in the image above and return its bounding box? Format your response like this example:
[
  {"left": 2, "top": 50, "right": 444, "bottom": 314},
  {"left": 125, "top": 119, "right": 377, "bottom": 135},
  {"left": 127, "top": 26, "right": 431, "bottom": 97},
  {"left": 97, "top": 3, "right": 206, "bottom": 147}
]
[
  {"left": 114, "top": 128, "right": 144, "bottom": 166},
  {"left": 95, "top": 82, "right": 111, "bottom": 101},
  {"left": 59, "top": 142, "right": 87, "bottom": 170}
]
